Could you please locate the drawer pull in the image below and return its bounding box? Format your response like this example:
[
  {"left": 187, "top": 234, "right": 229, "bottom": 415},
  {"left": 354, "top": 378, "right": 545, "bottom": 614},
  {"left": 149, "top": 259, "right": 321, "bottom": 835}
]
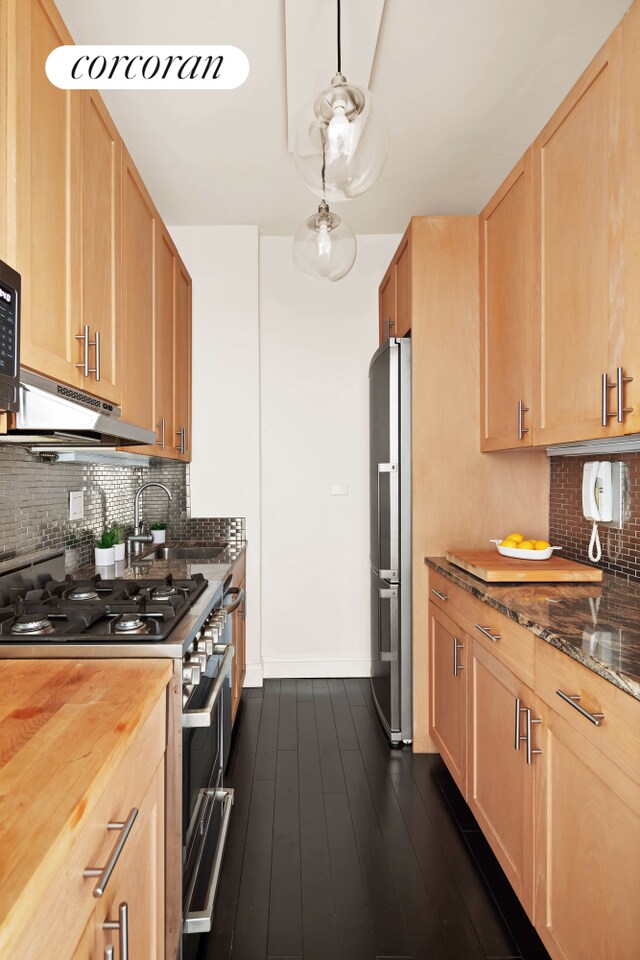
[
  {"left": 453, "top": 637, "right": 464, "bottom": 677},
  {"left": 475, "top": 624, "right": 501, "bottom": 643},
  {"left": 103, "top": 902, "right": 129, "bottom": 960},
  {"left": 83, "top": 808, "right": 138, "bottom": 897},
  {"left": 514, "top": 697, "right": 527, "bottom": 751},
  {"left": 431, "top": 588, "right": 449, "bottom": 602},
  {"left": 525, "top": 708, "right": 542, "bottom": 765},
  {"left": 556, "top": 690, "right": 605, "bottom": 727}
]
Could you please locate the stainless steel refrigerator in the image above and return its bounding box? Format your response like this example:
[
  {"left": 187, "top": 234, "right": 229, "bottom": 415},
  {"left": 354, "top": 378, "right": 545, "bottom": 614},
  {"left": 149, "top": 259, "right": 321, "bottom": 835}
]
[{"left": 369, "top": 336, "right": 412, "bottom": 745}]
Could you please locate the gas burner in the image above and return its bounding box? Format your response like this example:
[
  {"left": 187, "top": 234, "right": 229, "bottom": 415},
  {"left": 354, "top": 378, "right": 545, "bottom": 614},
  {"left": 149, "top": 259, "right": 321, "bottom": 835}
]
[
  {"left": 114, "top": 614, "right": 148, "bottom": 634},
  {"left": 153, "top": 585, "right": 178, "bottom": 601},
  {"left": 11, "top": 615, "right": 53, "bottom": 635},
  {"left": 68, "top": 588, "right": 100, "bottom": 601}
]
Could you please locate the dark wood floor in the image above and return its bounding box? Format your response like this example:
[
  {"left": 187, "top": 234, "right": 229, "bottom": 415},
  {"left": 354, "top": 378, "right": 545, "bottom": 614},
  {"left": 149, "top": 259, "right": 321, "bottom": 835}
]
[{"left": 198, "top": 678, "right": 550, "bottom": 960}]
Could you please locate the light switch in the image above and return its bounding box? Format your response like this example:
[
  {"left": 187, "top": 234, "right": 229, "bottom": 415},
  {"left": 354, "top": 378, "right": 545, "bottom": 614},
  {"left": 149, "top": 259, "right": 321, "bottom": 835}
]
[
  {"left": 330, "top": 484, "right": 349, "bottom": 496},
  {"left": 69, "top": 490, "right": 84, "bottom": 520}
]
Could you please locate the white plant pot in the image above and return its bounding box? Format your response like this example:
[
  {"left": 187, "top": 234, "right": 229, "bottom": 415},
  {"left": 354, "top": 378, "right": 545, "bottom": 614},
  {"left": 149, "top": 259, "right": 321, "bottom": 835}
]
[
  {"left": 151, "top": 529, "right": 166, "bottom": 544},
  {"left": 95, "top": 546, "right": 115, "bottom": 566},
  {"left": 114, "top": 542, "right": 125, "bottom": 562}
]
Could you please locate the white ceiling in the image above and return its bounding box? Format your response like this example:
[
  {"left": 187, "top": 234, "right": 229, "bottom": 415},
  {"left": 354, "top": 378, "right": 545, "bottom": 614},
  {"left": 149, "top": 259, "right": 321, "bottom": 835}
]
[{"left": 55, "top": 0, "right": 630, "bottom": 235}]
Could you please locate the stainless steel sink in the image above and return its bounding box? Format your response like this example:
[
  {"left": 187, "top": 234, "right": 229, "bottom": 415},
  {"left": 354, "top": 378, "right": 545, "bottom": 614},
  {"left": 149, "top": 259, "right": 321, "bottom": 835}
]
[{"left": 139, "top": 545, "right": 227, "bottom": 561}]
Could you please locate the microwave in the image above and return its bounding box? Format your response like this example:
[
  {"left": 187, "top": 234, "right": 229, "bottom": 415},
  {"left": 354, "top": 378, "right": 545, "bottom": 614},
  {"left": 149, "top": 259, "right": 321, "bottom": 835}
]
[{"left": 0, "top": 259, "right": 20, "bottom": 413}]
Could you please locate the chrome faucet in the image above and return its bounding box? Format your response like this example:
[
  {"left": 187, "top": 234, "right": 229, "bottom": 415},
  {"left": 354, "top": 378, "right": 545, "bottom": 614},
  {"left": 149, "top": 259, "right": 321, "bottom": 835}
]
[{"left": 127, "top": 481, "right": 173, "bottom": 557}]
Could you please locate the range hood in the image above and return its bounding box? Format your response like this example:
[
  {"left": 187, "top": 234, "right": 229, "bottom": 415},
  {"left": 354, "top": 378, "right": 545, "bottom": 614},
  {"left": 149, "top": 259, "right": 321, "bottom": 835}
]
[{"left": 0, "top": 368, "right": 156, "bottom": 447}]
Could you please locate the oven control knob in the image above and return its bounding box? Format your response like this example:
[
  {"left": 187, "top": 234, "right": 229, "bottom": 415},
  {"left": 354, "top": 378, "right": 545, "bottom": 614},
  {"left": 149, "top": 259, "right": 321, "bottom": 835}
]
[
  {"left": 194, "top": 651, "right": 208, "bottom": 672},
  {"left": 202, "top": 624, "right": 219, "bottom": 641},
  {"left": 198, "top": 634, "right": 214, "bottom": 656},
  {"left": 182, "top": 662, "right": 201, "bottom": 685}
]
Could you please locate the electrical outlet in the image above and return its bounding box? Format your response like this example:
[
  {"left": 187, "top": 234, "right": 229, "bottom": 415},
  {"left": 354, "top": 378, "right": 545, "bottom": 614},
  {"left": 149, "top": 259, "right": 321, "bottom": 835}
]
[{"left": 69, "top": 490, "right": 84, "bottom": 521}]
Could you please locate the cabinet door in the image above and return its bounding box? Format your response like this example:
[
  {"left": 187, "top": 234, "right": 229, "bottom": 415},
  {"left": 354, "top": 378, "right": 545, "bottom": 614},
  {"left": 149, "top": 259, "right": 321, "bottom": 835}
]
[
  {"left": 394, "top": 229, "right": 412, "bottom": 337},
  {"left": 153, "top": 226, "right": 177, "bottom": 457},
  {"left": 173, "top": 259, "right": 192, "bottom": 462},
  {"left": 0, "top": 0, "right": 9, "bottom": 263},
  {"left": 467, "top": 640, "right": 535, "bottom": 917},
  {"left": 14, "top": 0, "right": 82, "bottom": 388},
  {"left": 532, "top": 29, "right": 623, "bottom": 445},
  {"left": 534, "top": 700, "right": 640, "bottom": 960},
  {"left": 428, "top": 602, "right": 466, "bottom": 794},
  {"left": 378, "top": 262, "right": 395, "bottom": 344},
  {"left": 120, "top": 149, "right": 156, "bottom": 432},
  {"left": 78, "top": 91, "right": 121, "bottom": 404},
  {"left": 480, "top": 153, "right": 533, "bottom": 451}
]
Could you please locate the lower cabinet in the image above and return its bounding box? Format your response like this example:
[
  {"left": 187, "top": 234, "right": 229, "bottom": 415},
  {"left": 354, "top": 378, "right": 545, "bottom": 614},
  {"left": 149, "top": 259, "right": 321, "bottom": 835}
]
[{"left": 428, "top": 601, "right": 466, "bottom": 792}]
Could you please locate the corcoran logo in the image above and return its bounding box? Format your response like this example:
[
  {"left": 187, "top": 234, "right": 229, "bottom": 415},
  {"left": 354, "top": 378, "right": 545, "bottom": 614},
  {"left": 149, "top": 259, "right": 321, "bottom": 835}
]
[
  {"left": 0, "top": 288, "right": 11, "bottom": 304},
  {"left": 46, "top": 45, "right": 249, "bottom": 90}
]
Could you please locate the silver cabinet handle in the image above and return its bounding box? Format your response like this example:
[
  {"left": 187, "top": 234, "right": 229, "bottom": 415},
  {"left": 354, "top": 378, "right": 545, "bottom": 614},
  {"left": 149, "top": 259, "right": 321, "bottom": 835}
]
[
  {"left": 222, "top": 586, "right": 246, "bottom": 614},
  {"left": 517, "top": 400, "right": 529, "bottom": 440},
  {"left": 183, "top": 644, "right": 234, "bottom": 728},
  {"left": 105, "top": 947, "right": 115, "bottom": 960},
  {"left": 176, "top": 426, "right": 187, "bottom": 454},
  {"left": 83, "top": 808, "right": 138, "bottom": 897},
  {"left": 157, "top": 416, "right": 166, "bottom": 449},
  {"left": 556, "top": 689, "right": 605, "bottom": 726},
  {"left": 601, "top": 372, "right": 616, "bottom": 425},
  {"left": 431, "top": 588, "right": 448, "bottom": 602},
  {"left": 103, "top": 902, "right": 129, "bottom": 960},
  {"left": 514, "top": 697, "right": 527, "bottom": 751},
  {"left": 453, "top": 637, "right": 464, "bottom": 677},
  {"left": 75, "top": 324, "right": 91, "bottom": 376},
  {"left": 93, "top": 329, "right": 101, "bottom": 381},
  {"left": 475, "top": 624, "right": 501, "bottom": 643},
  {"left": 183, "top": 788, "right": 234, "bottom": 934},
  {"left": 525, "top": 708, "right": 542, "bottom": 765},
  {"left": 616, "top": 366, "right": 633, "bottom": 422}
]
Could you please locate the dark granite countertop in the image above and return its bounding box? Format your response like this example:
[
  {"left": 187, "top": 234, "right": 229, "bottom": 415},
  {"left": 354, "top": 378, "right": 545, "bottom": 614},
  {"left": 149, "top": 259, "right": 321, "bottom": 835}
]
[{"left": 425, "top": 557, "right": 640, "bottom": 702}]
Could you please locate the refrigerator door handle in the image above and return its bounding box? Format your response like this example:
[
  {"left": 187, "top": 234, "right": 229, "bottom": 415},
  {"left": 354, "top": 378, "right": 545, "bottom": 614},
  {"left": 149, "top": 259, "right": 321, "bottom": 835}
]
[
  {"left": 377, "top": 462, "right": 398, "bottom": 580},
  {"left": 378, "top": 586, "right": 399, "bottom": 662}
]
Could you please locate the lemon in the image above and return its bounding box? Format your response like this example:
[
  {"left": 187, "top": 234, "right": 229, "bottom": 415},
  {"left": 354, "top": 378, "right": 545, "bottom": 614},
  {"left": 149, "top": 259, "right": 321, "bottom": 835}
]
[
  {"left": 500, "top": 538, "right": 519, "bottom": 548},
  {"left": 505, "top": 533, "right": 525, "bottom": 543},
  {"left": 517, "top": 540, "right": 535, "bottom": 550},
  {"left": 534, "top": 540, "right": 551, "bottom": 551}
]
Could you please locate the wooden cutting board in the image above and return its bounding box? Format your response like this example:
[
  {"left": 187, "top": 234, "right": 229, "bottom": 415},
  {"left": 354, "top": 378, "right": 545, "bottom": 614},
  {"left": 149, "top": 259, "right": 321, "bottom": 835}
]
[{"left": 445, "top": 550, "right": 603, "bottom": 583}]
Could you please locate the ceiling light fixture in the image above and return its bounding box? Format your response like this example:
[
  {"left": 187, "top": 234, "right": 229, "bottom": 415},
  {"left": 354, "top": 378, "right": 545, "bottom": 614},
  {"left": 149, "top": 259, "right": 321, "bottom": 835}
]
[
  {"left": 292, "top": 199, "right": 357, "bottom": 282},
  {"left": 293, "top": 0, "right": 388, "bottom": 202}
]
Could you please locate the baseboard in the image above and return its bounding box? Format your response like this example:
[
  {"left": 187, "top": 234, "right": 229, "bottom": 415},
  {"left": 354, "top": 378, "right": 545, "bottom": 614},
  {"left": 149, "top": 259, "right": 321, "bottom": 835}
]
[
  {"left": 244, "top": 663, "right": 264, "bottom": 687},
  {"left": 261, "top": 658, "right": 372, "bottom": 679}
]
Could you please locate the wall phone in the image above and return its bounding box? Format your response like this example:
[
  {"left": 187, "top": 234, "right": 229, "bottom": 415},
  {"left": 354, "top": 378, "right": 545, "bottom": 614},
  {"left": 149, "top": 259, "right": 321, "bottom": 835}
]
[{"left": 582, "top": 461, "right": 613, "bottom": 523}]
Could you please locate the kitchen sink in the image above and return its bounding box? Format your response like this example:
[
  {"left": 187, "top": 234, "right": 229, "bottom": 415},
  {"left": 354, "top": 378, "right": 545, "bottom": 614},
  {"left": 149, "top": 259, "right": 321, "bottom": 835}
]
[{"left": 139, "top": 545, "right": 228, "bottom": 561}]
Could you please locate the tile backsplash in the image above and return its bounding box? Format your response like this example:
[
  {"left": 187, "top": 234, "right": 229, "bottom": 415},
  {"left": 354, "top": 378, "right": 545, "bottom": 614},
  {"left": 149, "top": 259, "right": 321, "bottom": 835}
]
[
  {"left": 0, "top": 446, "right": 245, "bottom": 571},
  {"left": 549, "top": 452, "right": 640, "bottom": 582}
]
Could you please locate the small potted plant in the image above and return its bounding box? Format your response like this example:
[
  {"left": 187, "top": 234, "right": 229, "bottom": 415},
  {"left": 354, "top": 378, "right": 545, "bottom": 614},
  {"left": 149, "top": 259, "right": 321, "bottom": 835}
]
[
  {"left": 112, "top": 526, "right": 125, "bottom": 562},
  {"left": 151, "top": 521, "right": 167, "bottom": 545},
  {"left": 95, "top": 527, "right": 116, "bottom": 566}
]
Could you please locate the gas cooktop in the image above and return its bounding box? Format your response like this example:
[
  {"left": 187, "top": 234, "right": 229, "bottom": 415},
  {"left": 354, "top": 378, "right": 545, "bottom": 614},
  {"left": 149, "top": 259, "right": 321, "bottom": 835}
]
[{"left": 0, "top": 573, "right": 208, "bottom": 642}]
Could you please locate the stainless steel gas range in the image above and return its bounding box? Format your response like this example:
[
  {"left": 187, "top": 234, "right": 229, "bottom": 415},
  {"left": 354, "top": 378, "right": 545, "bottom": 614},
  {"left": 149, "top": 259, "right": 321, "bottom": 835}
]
[{"left": 0, "top": 550, "right": 238, "bottom": 960}]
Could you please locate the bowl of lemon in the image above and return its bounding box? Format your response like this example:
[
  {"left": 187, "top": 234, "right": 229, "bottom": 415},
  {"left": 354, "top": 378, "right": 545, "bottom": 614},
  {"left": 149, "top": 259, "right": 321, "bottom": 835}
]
[{"left": 490, "top": 534, "right": 561, "bottom": 561}]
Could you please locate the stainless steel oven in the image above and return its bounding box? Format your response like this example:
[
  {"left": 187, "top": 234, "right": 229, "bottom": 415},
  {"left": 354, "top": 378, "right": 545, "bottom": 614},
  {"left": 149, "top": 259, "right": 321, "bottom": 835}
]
[{"left": 0, "top": 258, "right": 20, "bottom": 413}]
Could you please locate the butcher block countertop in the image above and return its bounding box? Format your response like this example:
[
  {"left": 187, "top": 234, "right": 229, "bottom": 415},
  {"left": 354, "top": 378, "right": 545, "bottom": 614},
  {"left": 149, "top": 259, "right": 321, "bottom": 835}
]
[{"left": 0, "top": 659, "right": 171, "bottom": 951}]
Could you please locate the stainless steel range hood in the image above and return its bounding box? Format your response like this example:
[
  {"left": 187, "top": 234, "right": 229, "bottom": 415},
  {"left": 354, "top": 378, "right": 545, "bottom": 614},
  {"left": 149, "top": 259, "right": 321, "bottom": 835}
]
[{"left": 0, "top": 368, "right": 156, "bottom": 447}]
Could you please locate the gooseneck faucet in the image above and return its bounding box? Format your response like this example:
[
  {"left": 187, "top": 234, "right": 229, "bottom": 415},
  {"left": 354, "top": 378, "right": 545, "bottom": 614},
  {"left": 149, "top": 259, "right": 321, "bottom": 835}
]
[{"left": 127, "top": 481, "right": 173, "bottom": 557}]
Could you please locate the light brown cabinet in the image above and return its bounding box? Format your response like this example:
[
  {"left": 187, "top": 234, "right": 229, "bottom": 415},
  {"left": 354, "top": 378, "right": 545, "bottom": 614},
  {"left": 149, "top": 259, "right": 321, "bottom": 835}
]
[
  {"left": 377, "top": 225, "right": 412, "bottom": 344},
  {"left": 428, "top": 601, "right": 466, "bottom": 793},
  {"left": 174, "top": 259, "right": 192, "bottom": 461}
]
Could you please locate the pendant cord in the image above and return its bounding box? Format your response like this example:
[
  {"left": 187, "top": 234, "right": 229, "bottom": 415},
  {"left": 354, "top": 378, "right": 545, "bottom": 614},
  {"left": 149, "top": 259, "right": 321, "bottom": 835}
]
[{"left": 337, "top": 0, "right": 342, "bottom": 73}]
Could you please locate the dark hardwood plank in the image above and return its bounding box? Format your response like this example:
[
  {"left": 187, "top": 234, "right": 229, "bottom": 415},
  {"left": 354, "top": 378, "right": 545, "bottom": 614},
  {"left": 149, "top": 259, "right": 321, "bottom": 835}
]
[
  {"left": 231, "top": 778, "right": 276, "bottom": 959},
  {"left": 277, "top": 678, "right": 298, "bottom": 751},
  {"left": 341, "top": 749, "right": 410, "bottom": 957},
  {"left": 296, "top": 678, "right": 314, "bottom": 701},
  {"left": 300, "top": 822, "right": 340, "bottom": 960},
  {"left": 343, "top": 677, "right": 366, "bottom": 707},
  {"left": 199, "top": 814, "right": 248, "bottom": 960},
  {"left": 313, "top": 685, "right": 346, "bottom": 794},
  {"left": 227, "top": 695, "right": 263, "bottom": 821},
  {"left": 312, "top": 677, "right": 329, "bottom": 688},
  {"left": 268, "top": 750, "right": 303, "bottom": 958},
  {"left": 253, "top": 679, "right": 281, "bottom": 781},
  {"left": 246, "top": 685, "right": 264, "bottom": 698},
  {"left": 328, "top": 678, "right": 359, "bottom": 750},
  {"left": 430, "top": 752, "right": 482, "bottom": 833},
  {"left": 384, "top": 835, "right": 449, "bottom": 960},
  {"left": 324, "top": 792, "right": 376, "bottom": 960},
  {"left": 297, "top": 700, "right": 325, "bottom": 825},
  {"left": 349, "top": 704, "right": 408, "bottom": 838}
]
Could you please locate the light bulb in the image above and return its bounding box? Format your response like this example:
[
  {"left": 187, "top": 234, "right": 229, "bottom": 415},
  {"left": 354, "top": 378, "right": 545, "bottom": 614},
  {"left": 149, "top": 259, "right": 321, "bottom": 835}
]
[
  {"left": 292, "top": 201, "right": 357, "bottom": 282},
  {"left": 327, "top": 99, "right": 352, "bottom": 159}
]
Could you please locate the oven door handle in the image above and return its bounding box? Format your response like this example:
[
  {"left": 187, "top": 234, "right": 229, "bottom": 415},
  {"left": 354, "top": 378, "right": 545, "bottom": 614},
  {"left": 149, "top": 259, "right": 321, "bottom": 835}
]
[
  {"left": 182, "top": 644, "right": 235, "bottom": 729},
  {"left": 222, "top": 587, "right": 245, "bottom": 614},
  {"left": 183, "top": 787, "right": 234, "bottom": 935}
]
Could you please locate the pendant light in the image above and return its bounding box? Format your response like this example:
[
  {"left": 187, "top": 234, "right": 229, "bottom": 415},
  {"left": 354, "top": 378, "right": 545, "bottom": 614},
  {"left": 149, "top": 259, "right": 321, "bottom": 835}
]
[
  {"left": 292, "top": 199, "right": 357, "bottom": 282},
  {"left": 294, "top": 0, "right": 388, "bottom": 202}
]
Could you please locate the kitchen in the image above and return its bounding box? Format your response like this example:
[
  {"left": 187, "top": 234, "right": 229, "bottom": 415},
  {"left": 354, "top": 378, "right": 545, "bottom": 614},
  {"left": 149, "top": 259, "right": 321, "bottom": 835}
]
[{"left": 0, "top": 1, "right": 638, "bottom": 959}]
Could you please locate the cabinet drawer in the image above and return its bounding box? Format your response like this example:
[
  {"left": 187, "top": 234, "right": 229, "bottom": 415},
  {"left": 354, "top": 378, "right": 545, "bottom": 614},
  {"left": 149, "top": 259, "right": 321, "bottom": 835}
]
[
  {"left": 428, "top": 570, "right": 466, "bottom": 624},
  {"left": 466, "top": 593, "right": 534, "bottom": 687},
  {"left": 19, "top": 692, "right": 166, "bottom": 959},
  {"left": 535, "top": 640, "right": 640, "bottom": 784}
]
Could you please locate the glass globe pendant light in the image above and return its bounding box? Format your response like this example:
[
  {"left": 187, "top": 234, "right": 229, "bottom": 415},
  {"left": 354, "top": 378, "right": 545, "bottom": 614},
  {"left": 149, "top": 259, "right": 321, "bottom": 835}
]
[
  {"left": 292, "top": 199, "right": 357, "bottom": 282},
  {"left": 294, "top": 0, "right": 388, "bottom": 202}
]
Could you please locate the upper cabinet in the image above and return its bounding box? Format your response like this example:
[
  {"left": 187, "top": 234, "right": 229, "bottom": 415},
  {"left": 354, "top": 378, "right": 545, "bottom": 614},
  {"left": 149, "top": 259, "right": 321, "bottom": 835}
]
[
  {"left": 174, "top": 258, "right": 192, "bottom": 461},
  {"left": 480, "top": 153, "right": 534, "bottom": 451},
  {"left": 378, "top": 224, "right": 412, "bottom": 344}
]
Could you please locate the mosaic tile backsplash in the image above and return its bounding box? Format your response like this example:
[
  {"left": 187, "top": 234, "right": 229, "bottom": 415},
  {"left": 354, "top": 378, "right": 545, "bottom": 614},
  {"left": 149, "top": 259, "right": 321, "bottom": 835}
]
[
  {"left": 0, "top": 445, "right": 245, "bottom": 571},
  {"left": 549, "top": 452, "right": 640, "bottom": 582}
]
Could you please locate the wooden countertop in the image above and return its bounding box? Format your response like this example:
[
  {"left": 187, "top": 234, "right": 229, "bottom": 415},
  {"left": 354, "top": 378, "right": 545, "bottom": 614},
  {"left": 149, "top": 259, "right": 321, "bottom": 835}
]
[{"left": 0, "top": 659, "right": 172, "bottom": 951}]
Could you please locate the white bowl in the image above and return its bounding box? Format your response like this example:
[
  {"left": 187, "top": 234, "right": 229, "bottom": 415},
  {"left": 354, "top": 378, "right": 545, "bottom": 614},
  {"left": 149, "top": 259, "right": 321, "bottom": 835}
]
[{"left": 490, "top": 540, "right": 562, "bottom": 562}]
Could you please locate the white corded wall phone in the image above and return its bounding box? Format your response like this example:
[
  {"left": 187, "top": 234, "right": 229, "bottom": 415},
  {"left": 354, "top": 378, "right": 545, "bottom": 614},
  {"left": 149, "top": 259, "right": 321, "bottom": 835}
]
[{"left": 582, "top": 461, "right": 613, "bottom": 562}]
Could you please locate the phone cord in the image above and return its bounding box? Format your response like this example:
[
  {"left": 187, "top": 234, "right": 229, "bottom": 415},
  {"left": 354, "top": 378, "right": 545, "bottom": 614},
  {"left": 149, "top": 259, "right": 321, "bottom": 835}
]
[{"left": 588, "top": 521, "right": 602, "bottom": 563}]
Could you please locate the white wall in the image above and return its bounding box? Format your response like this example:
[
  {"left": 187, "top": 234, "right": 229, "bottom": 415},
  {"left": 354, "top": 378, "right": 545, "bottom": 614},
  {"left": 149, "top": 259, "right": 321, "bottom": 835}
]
[
  {"left": 170, "top": 226, "right": 263, "bottom": 684},
  {"left": 259, "top": 235, "right": 401, "bottom": 677}
]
